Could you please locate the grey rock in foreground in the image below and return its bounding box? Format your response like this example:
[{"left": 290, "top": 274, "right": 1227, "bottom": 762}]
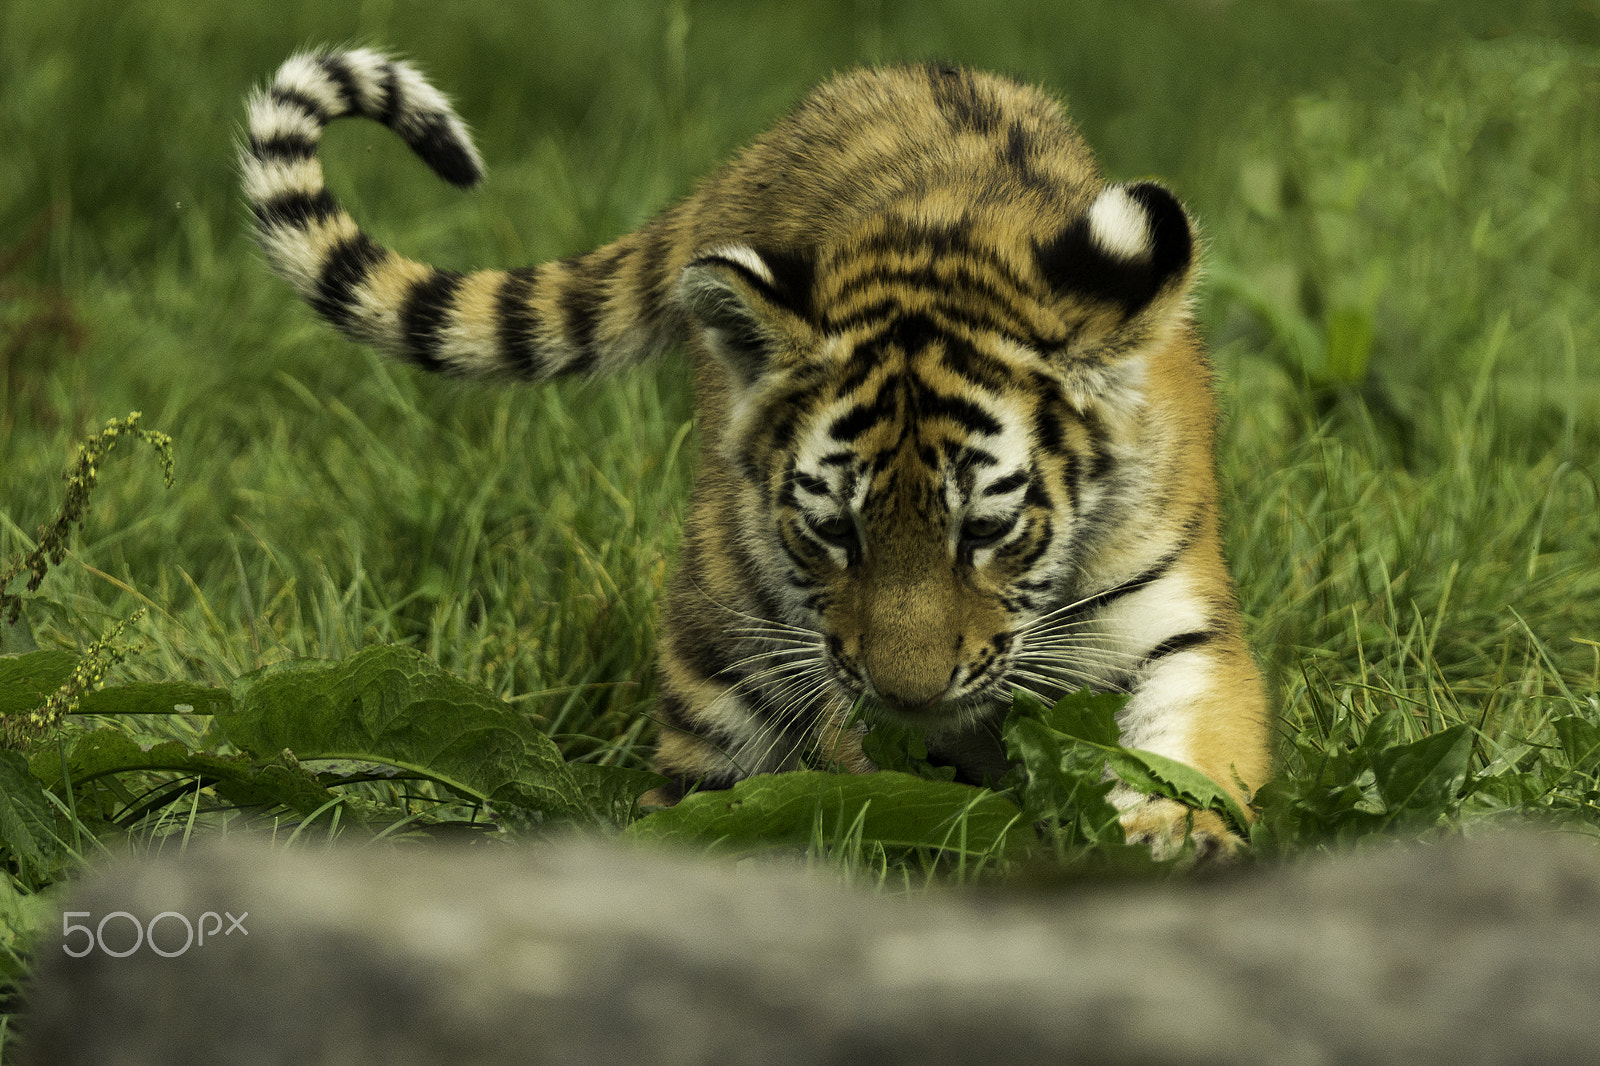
[{"left": 16, "top": 832, "right": 1600, "bottom": 1064}]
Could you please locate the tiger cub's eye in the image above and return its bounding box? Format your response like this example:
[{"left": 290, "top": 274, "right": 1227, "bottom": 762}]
[
  {"left": 961, "top": 516, "right": 1009, "bottom": 546},
  {"left": 813, "top": 515, "right": 855, "bottom": 546}
]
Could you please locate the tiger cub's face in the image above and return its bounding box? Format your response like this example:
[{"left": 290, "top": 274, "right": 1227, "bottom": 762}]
[
  {"left": 679, "top": 184, "right": 1195, "bottom": 731},
  {"left": 769, "top": 328, "right": 1090, "bottom": 729}
]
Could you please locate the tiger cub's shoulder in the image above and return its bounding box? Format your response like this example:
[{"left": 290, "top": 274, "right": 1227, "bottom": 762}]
[
  {"left": 779, "top": 63, "right": 1094, "bottom": 168},
  {"left": 695, "top": 63, "right": 1105, "bottom": 250}
]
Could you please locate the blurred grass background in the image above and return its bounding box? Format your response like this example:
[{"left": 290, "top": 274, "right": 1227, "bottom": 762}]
[{"left": 2, "top": 0, "right": 1597, "bottom": 775}]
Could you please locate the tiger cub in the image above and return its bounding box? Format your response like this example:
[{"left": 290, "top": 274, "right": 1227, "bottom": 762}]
[{"left": 241, "top": 49, "right": 1271, "bottom": 856}]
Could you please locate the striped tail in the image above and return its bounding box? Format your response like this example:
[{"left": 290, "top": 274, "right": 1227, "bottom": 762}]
[{"left": 240, "top": 48, "right": 683, "bottom": 380}]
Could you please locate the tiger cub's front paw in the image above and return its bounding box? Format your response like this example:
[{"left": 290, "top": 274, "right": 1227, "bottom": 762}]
[{"left": 1119, "top": 796, "right": 1243, "bottom": 865}]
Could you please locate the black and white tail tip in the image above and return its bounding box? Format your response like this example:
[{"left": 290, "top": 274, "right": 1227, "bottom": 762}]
[{"left": 241, "top": 48, "right": 484, "bottom": 196}]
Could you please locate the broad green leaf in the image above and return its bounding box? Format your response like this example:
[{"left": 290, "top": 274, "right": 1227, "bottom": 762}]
[
  {"left": 1, "top": 863, "right": 56, "bottom": 984},
  {"left": 625, "top": 770, "right": 1028, "bottom": 861},
  {"left": 1004, "top": 714, "right": 1074, "bottom": 809},
  {"left": 1004, "top": 713, "right": 1067, "bottom": 789},
  {"left": 1370, "top": 724, "right": 1472, "bottom": 819},
  {"left": 859, "top": 715, "right": 926, "bottom": 771},
  {"left": 0, "top": 749, "right": 61, "bottom": 884},
  {"left": 1251, "top": 731, "right": 1390, "bottom": 849},
  {"left": 1003, "top": 714, "right": 1123, "bottom": 845},
  {"left": 74, "top": 682, "right": 232, "bottom": 717},
  {"left": 29, "top": 728, "right": 341, "bottom": 819},
  {"left": 213, "top": 759, "right": 351, "bottom": 818},
  {"left": 565, "top": 763, "right": 669, "bottom": 827},
  {"left": 1250, "top": 774, "right": 1385, "bottom": 850},
  {"left": 1355, "top": 710, "right": 1402, "bottom": 757},
  {"left": 1552, "top": 715, "right": 1600, "bottom": 773},
  {"left": 860, "top": 715, "right": 954, "bottom": 779},
  {"left": 1106, "top": 748, "right": 1251, "bottom": 832},
  {"left": 220, "top": 645, "right": 586, "bottom": 823},
  {"left": 0, "top": 651, "right": 77, "bottom": 716},
  {"left": 1036, "top": 687, "right": 1125, "bottom": 748},
  {"left": 1010, "top": 688, "right": 1245, "bottom": 831}
]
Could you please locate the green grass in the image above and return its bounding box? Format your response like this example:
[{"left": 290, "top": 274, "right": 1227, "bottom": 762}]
[{"left": 4, "top": 0, "right": 1600, "bottom": 1031}]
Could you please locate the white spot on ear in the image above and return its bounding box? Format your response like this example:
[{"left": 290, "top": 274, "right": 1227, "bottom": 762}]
[
  {"left": 701, "top": 244, "right": 774, "bottom": 286},
  {"left": 1087, "top": 185, "right": 1151, "bottom": 262}
]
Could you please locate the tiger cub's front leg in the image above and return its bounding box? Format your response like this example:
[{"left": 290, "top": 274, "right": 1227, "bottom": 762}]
[{"left": 1109, "top": 620, "right": 1270, "bottom": 861}]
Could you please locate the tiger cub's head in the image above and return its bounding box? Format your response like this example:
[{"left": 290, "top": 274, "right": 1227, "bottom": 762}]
[{"left": 678, "top": 181, "right": 1196, "bottom": 729}]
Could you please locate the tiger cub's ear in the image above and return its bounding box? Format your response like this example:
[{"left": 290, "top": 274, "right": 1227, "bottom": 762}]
[
  {"left": 1034, "top": 181, "right": 1197, "bottom": 359},
  {"left": 677, "top": 245, "right": 817, "bottom": 385}
]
